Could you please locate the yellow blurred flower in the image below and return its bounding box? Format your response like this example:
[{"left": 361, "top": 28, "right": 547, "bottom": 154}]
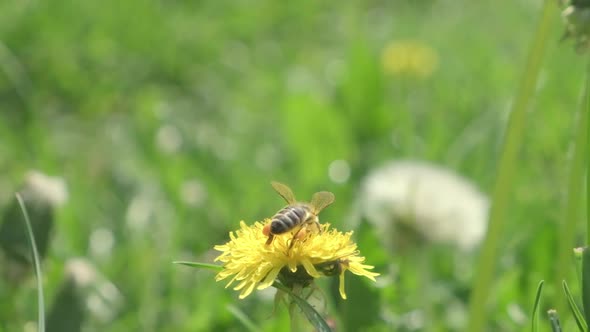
[
  {"left": 214, "top": 220, "right": 379, "bottom": 300},
  {"left": 381, "top": 40, "right": 439, "bottom": 78}
]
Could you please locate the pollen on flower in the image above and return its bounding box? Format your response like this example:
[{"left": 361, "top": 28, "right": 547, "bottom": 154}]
[{"left": 213, "top": 220, "right": 379, "bottom": 299}]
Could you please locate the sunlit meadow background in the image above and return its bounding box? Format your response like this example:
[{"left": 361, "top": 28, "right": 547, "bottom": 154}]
[{"left": 0, "top": 1, "right": 586, "bottom": 331}]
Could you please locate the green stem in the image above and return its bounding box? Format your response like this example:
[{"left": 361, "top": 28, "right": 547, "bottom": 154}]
[
  {"left": 16, "top": 194, "right": 45, "bottom": 332},
  {"left": 582, "top": 248, "right": 590, "bottom": 326},
  {"left": 466, "top": 2, "right": 555, "bottom": 330},
  {"left": 587, "top": 55, "right": 590, "bottom": 247},
  {"left": 557, "top": 55, "right": 590, "bottom": 312},
  {"left": 288, "top": 285, "right": 312, "bottom": 332},
  {"left": 289, "top": 301, "right": 307, "bottom": 332}
]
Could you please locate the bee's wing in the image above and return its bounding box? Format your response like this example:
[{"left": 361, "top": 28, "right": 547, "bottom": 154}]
[
  {"left": 310, "top": 191, "right": 335, "bottom": 214},
  {"left": 271, "top": 181, "right": 297, "bottom": 205}
]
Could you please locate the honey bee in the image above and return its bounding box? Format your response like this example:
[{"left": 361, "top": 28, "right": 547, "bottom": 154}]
[{"left": 262, "top": 181, "right": 335, "bottom": 247}]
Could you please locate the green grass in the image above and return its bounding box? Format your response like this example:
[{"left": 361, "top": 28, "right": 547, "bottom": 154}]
[
  {"left": 16, "top": 193, "right": 45, "bottom": 332},
  {"left": 467, "top": 2, "right": 556, "bottom": 330},
  {"left": 0, "top": 1, "right": 587, "bottom": 331}
]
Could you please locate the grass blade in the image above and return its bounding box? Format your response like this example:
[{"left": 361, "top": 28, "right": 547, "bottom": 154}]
[
  {"left": 466, "top": 1, "right": 555, "bottom": 329},
  {"left": 532, "top": 280, "right": 544, "bottom": 332},
  {"left": 587, "top": 52, "right": 590, "bottom": 282},
  {"left": 273, "top": 282, "right": 332, "bottom": 332},
  {"left": 548, "top": 309, "right": 562, "bottom": 332},
  {"left": 582, "top": 248, "right": 590, "bottom": 326},
  {"left": 173, "top": 261, "right": 223, "bottom": 271},
  {"left": 558, "top": 49, "right": 590, "bottom": 313},
  {"left": 563, "top": 280, "right": 588, "bottom": 331},
  {"left": 16, "top": 193, "right": 45, "bottom": 332}
]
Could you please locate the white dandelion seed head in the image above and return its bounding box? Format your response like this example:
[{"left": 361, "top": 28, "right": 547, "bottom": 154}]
[
  {"left": 156, "top": 124, "right": 182, "bottom": 154},
  {"left": 360, "top": 160, "right": 489, "bottom": 251},
  {"left": 66, "top": 258, "right": 97, "bottom": 287},
  {"left": 24, "top": 170, "right": 68, "bottom": 207},
  {"left": 180, "top": 179, "right": 207, "bottom": 208},
  {"left": 507, "top": 303, "right": 527, "bottom": 325},
  {"left": 89, "top": 227, "right": 115, "bottom": 259},
  {"left": 65, "top": 258, "right": 123, "bottom": 322},
  {"left": 125, "top": 191, "right": 157, "bottom": 231},
  {"left": 87, "top": 281, "right": 123, "bottom": 322},
  {"left": 328, "top": 159, "right": 351, "bottom": 184}
]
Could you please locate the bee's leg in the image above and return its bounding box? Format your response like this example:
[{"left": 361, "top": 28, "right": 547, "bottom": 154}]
[
  {"left": 288, "top": 227, "right": 305, "bottom": 249},
  {"left": 315, "top": 220, "right": 322, "bottom": 233},
  {"left": 287, "top": 233, "right": 297, "bottom": 250},
  {"left": 265, "top": 234, "right": 274, "bottom": 245}
]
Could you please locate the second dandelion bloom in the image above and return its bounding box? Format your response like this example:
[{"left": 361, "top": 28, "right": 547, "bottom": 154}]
[
  {"left": 214, "top": 220, "right": 379, "bottom": 300},
  {"left": 381, "top": 40, "right": 439, "bottom": 79}
]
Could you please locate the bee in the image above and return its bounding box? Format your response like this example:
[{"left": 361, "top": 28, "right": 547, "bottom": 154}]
[{"left": 262, "top": 181, "right": 335, "bottom": 247}]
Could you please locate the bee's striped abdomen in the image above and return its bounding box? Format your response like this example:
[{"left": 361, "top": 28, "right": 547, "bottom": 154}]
[{"left": 270, "top": 205, "right": 309, "bottom": 234}]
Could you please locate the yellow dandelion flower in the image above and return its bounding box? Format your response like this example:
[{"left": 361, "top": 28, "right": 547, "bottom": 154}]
[
  {"left": 381, "top": 40, "right": 439, "bottom": 79},
  {"left": 214, "top": 220, "right": 379, "bottom": 300}
]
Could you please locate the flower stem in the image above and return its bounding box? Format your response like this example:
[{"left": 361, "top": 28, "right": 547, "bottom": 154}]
[
  {"left": 288, "top": 285, "right": 313, "bottom": 332},
  {"left": 557, "top": 54, "right": 590, "bottom": 312},
  {"left": 466, "top": 2, "right": 555, "bottom": 330},
  {"left": 584, "top": 51, "right": 590, "bottom": 332},
  {"left": 289, "top": 301, "right": 308, "bottom": 332},
  {"left": 587, "top": 55, "right": 590, "bottom": 248}
]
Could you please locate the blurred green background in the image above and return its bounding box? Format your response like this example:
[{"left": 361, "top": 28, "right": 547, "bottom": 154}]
[{"left": 0, "top": 1, "right": 585, "bottom": 331}]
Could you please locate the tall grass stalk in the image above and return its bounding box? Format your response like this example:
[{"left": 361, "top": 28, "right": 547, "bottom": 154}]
[
  {"left": 578, "top": 55, "right": 590, "bottom": 323},
  {"left": 557, "top": 56, "right": 590, "bottom": 313},
  {"left": 466, "top": 1, "right": 555, "bottom": 330},
  {"left": 587, "top": 56, "right": 590, "bottom": 248},
  {"left": 16, "top": 194, "right": 45, "bottom": 332},
  {"left": 289, "top": 299, "right": 310, "bottom": 332}
]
